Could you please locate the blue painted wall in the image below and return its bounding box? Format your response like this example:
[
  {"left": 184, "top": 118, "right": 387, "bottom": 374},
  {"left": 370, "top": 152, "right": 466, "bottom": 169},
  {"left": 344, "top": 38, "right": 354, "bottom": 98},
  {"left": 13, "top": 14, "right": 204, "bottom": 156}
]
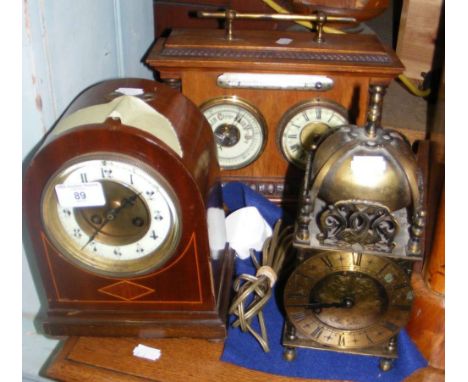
[{"left": 22, "top": 1, "right": 155, "bottom": 379}]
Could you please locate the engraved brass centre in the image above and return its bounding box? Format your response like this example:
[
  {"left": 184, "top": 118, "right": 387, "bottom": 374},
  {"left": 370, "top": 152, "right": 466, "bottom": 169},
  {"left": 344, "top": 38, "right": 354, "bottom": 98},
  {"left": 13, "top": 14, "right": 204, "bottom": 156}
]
[
  {"left": 75, "top": 180, "right": 150, "bottom": 246},
  {"left": 311, "top": 271, "right": 388, "bottom": 330}
]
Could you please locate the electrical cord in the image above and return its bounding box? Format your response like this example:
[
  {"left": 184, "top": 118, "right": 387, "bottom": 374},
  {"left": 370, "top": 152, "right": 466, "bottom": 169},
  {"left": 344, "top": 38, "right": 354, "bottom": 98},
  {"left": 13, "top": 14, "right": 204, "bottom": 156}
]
[
  {"left": 262, "top": 0, "right": 344, "bottom": 34},
  {"left": 228, "top": 220, "right": 294, "bottom": 352},
  {"left": 261, "top": 0, "right": 431, "bottom": 97}
]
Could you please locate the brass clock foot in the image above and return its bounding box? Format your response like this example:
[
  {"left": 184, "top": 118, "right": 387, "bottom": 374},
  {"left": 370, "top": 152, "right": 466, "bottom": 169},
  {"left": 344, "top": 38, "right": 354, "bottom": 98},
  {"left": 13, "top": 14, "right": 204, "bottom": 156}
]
[
  {"left": 283, "top": 347, "right": 297, "bottom": 361},
  {"left": 379, "top": 358, "right": 394, "bottom": 372}
]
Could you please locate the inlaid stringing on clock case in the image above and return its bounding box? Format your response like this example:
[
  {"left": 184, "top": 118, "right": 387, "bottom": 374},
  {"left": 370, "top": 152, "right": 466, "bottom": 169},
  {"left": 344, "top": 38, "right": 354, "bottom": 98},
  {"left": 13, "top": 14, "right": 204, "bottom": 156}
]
[{"left": 23, "top": 79, "right": 235, "bottom": 338}]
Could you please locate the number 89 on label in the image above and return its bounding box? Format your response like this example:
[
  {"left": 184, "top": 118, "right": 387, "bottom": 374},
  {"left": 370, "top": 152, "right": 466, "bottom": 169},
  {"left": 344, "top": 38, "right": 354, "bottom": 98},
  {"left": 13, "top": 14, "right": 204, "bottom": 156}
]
[{"left": 55, "top": 182, "right": 106, "bottom": 208}]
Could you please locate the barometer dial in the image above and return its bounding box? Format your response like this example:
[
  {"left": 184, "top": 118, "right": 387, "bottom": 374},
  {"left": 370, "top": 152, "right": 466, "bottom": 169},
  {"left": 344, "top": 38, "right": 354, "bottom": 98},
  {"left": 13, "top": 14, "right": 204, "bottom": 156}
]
[{"left": 201, "top": 97, "right": 267, "bottom": 170}]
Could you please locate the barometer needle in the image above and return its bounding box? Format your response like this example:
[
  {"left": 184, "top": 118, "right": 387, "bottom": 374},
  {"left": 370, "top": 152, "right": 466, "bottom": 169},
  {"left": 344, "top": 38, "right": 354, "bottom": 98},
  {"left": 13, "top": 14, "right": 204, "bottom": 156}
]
[{"left": 233, "top": 112, "right": 244, "bottom": 124}]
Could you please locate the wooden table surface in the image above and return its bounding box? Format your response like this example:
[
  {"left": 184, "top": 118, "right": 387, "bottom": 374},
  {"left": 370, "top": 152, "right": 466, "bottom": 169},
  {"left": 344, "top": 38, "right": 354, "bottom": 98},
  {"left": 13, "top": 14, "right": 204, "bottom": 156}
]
[{"left": 44, "top": 335, "right": 444, "bottom": 382}]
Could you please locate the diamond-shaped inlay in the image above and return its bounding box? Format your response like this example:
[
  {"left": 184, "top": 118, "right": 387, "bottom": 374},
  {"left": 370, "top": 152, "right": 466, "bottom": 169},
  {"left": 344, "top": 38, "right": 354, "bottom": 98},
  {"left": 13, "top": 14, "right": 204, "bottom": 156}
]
[{"left": 98, "top": 280, "right": 155, "bottom": 301}]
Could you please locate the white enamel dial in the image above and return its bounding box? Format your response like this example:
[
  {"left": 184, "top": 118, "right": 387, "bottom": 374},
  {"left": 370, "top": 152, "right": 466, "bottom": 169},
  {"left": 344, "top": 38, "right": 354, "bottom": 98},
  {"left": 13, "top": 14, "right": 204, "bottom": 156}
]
[
  {"left": 279, "top": 99, "right": 348, "bottom": 168},
  {"left": 41, "top": 154, "right": 181, "bottom": 277},
  {"left": 200, "top": 97, "right": 266, "bottom": 170}
]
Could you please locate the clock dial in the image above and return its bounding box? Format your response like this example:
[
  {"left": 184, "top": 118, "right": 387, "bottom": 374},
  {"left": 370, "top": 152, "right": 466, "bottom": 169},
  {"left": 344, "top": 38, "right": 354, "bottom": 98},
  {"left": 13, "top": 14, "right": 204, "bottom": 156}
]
[
  {"left": 278, "top": 99, "right": 348, "bottom": 168},
  {"left": 284, "top": 251, "right": 412, "bottom": 349},
  {"left": 200, "top": 97, "right": 266, "bottom": 170},
  {"left": 41, "top": 154, "right": 181, "bottom": 277}
]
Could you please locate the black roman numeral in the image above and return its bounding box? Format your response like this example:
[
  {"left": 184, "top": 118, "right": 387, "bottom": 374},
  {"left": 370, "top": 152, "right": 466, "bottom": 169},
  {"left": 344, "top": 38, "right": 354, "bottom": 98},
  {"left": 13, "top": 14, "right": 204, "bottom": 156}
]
[
  {"left": 315, "top": 108, "right": 322, "bottom": 119},
  {"left": 352, "top": 253, "right": 362, "bottom": 266},
  {"left": 311, "top": 326, "right": 324, "bottom": 339},
  {"left": 338, "top": 334, "right": 346, "bottom": 347},
  {"left": 290, "top": 144, "right": 300, "bottom": 152},
  {"left": 291, "top": 311, "right": 306, "bottom": 322},
  {"left": 320, "top": 256, "right": 333, "bottom": 269},
  {"left": 101, "top": 168, "right": 112, "bottom": 178},
  {"left": 377, "top": 263, "right": 390, "bottom": 276}
]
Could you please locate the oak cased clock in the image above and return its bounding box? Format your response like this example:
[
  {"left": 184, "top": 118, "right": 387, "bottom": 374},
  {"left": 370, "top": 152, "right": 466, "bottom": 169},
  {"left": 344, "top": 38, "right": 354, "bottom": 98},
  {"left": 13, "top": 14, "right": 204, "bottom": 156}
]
[
  {"left": 146, "top": 12, "right": 404, "bottom": 205},
  {"left": 23, "top": 78, "right": 234, "bottom": 338}
]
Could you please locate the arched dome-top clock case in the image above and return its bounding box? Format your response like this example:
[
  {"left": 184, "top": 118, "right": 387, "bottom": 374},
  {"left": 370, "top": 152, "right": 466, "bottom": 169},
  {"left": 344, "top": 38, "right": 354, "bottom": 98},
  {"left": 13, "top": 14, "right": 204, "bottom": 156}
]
[{"left": 23, "top": 78, "right": 234, "bottom": 338}]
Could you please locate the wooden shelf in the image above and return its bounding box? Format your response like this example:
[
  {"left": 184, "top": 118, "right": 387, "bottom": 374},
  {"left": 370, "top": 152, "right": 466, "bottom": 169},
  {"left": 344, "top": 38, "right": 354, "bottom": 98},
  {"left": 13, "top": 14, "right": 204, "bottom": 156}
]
[{"left": 44, "top": 335, "right": 444, "bottom": 382}]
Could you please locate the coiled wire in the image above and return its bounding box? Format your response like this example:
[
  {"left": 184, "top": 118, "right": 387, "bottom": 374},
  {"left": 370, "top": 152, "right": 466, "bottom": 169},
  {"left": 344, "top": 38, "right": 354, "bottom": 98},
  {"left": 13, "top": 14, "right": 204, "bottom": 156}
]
[{"left": 228, "top": 220, "right": 294, "bottom": 352}]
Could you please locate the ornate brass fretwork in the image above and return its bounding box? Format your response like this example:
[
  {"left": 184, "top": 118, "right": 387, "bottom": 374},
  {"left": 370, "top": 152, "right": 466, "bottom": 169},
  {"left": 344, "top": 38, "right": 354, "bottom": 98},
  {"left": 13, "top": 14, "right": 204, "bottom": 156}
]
[{"left": 317, "top": 201, "right": 398, "bottom": 253}]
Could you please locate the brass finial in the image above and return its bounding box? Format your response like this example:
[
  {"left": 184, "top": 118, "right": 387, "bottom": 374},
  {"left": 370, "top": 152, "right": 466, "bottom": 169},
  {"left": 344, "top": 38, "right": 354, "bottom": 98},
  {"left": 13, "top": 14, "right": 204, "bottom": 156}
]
[
  {"left": 365, "top": 85, "right": 386, "bottom": 138},
  {"left": 314, "top": 12, "right": 327, "bottom": 43},
  {"left": 225, "top": 9, "right": 236, "bottom": 41}
]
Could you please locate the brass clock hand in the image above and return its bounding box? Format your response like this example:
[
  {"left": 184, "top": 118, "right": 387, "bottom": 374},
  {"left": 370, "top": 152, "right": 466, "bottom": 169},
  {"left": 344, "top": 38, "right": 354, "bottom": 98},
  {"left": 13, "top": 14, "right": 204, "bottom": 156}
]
[
  {"left": 287, "top": 297, "right": 354, "bottom": 311},
  {"left": 81, "top": 191, "right": 142, "bottom": 250}
]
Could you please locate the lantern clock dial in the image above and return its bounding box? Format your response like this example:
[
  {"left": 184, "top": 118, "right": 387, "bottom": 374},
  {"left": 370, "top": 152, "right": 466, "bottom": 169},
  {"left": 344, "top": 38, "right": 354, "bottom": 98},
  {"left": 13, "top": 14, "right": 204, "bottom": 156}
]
[
  {"left": 200, "top": 97, "right": 266, "bottom": 170},
  {"left": 284, "top": 251, "right": 412, "bottom": 350},
  {"left": 279, "top": 99, "right": 348, "bottom": 168},
  {"left": 41, "top": 154, "right": 181, "bottom": 277}
]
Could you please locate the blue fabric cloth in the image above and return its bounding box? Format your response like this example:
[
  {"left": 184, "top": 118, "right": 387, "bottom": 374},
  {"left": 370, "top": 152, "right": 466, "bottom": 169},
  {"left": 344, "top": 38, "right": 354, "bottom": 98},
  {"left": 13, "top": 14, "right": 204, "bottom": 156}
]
[
  {"left": 221, "top": 182, "right": 428, "bottom": 382},
  {"left": 222, "top": 181, "right": 288, "bottom": 227}
]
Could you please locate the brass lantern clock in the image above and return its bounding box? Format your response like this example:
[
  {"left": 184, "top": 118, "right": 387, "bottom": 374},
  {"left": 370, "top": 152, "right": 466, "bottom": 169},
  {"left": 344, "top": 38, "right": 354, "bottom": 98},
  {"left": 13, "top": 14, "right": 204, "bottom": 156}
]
[
  {"left": 23, "top": 78, "right": 234, "bottom": 338},
  {"left": 282, "top": 85, "right": 425, "bottom": 370},
  {"left": 295, "top": 85, "right": 425, "bottom": 258}
]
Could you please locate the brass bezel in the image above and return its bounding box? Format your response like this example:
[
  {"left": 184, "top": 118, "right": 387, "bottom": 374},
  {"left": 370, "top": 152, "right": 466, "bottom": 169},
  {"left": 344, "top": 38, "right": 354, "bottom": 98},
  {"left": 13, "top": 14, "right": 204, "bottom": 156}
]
[
  {"left": 277, "top": 98, "right": 349, "bottom": 169},
  {"left": 40, "top": 152, "right": 182, "bottom": 278},
  {"left": 200, "top": 96, "right": 267, "bottom": 170}
]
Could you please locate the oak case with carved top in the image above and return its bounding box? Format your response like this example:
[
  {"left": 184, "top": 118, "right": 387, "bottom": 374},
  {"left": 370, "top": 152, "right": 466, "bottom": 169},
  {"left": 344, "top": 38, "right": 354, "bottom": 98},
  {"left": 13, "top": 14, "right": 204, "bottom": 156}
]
[
  {"left": 146, "top": 9, "right": 404, "bottom": 205},
  {"left": 23, "top": 78, "right": 234, "bottom": 339}
]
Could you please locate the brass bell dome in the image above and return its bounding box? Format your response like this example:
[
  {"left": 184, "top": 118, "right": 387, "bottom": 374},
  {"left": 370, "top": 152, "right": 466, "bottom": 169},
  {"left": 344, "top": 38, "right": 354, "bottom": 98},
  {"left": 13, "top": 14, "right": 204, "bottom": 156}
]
[
  {"left": 295, "top": 85, "right": 425, "bottom": 258},
  {"left": 311, "top": 126, "right": 417, "bottom": 212}
]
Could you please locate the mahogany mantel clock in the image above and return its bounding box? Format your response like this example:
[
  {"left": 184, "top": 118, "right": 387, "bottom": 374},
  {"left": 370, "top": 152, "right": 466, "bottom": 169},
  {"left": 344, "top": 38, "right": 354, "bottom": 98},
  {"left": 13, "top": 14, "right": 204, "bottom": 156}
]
[
  {"left": 23, "top": 78, "right": 234, "bottom": 338},
  {"left": 146, "top": 9, "right": 404, "bottom": 205}
]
